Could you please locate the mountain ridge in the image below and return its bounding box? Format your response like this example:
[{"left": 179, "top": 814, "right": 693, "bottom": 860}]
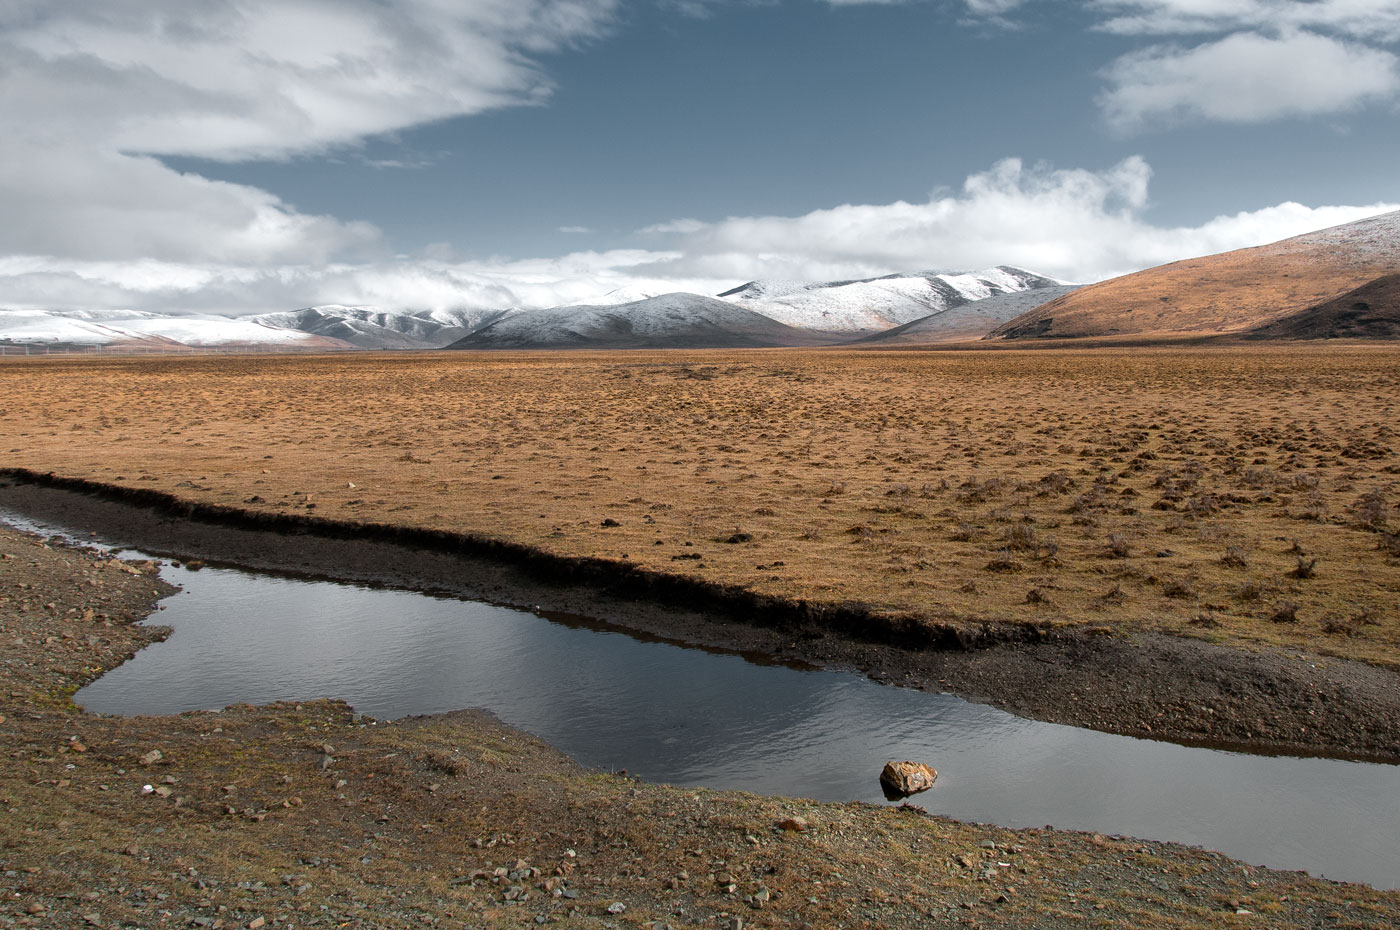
[
  {"left": 447, "top": 293, "right": 836, "bottom": 350},
  {"left": 852, "top": 284, "right": 1081, "bottom": 345},
  {"left": 250, "top": 306, "right": 509, "bottom": 350},
  {"left": 722, "top": 266, "right": 1065, "bottom": 333}
]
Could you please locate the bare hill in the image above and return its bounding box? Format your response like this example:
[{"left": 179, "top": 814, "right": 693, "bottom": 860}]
[
  {"left": 1245, "top": 273, "right": 1400, "bottom": 340},
  {"left": 990, "top": 210, "right": 1400, "bottom": 340}
]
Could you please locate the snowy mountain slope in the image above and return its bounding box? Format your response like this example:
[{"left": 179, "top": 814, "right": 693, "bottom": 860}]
[
  {"left": 720, "top": 266, "right": 1066, "bottom": 333},
  {"left": 251, "top": 305, "right": 511, "bottom": 349},
  {"left": 853, "top": 285, "right": 1082, "bottom": 344},
  {"left": 449, "top": 293, "right": 836, "bottom": 350},
  {"left": 0, "top": 310, "right": 162, "bottom": 346},
  {"left": 0, "top": 309, "right": 349, "bottom": 348},
  {"left": 116, "top": 315, "right": 346, "bottom": 347}
]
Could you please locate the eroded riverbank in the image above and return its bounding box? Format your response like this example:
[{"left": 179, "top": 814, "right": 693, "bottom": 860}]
[{"left": 3, "top": 524, "right": 1399, "bottom": 928}]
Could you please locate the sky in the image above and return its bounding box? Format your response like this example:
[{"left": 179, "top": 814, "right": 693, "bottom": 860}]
[{"left": 3, "top": 0, "right": 1399, "bottom": 316}]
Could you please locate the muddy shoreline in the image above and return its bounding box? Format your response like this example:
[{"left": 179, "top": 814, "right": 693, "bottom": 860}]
[{"left": 4, "top": 469, "right": 1397, "bottom": 765}]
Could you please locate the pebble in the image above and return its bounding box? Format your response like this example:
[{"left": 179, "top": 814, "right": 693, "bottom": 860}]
[
  {"left": 139, "top": 749, "right": 163, "bottom": 766},
  {"left": 606, "top": 902, "right": 626, "bottom": 914}
]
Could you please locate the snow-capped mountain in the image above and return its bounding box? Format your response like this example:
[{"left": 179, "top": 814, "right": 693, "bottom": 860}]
[
  {"left": 853, "top": 284, "right": 1082, "bottom": 345},
  {"left": 250, "top": 305, "right": 511, "bottom": 350},
  {"left": 0, "top": 309, "right": 348, "bottom": 349},
  {"left": 2, "top": 264, "right": 1075, "bottom": 352},
  {"left": 720, "top": 266, "right": 1066, "bottom": 333},
  {"left": 449, "top": 293, "right": 835, "bottom": 350}
]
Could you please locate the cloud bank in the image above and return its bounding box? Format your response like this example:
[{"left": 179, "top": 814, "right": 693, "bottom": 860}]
[
  {"left": 634, "top": 157, "right": 1397, "bottom": 283},
  {"left": 2, "top": 157, "right": 1392, "bottom": 315}
]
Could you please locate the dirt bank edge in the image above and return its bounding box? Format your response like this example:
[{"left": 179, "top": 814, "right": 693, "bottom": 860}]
[{"left": 3, "top": 467, "right": 1398, "bottom": 765}]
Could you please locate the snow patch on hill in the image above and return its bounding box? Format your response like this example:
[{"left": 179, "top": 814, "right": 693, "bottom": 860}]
[
  {"left": 720, "top": 266, "right": 1067, "bottom": 332},
  {"left": 251, "top": 305, "right": 509, "bottom": 349},
  {"left": 854, "top": 284, "right": 1082, "bottom": 344},
  {"left": 1289, "top": 209, "right": 1400, "bottom": 261},
  {"left": 451, "top": 292, "right": 826, "bottom": 350},
  {"left": 559, "top": 284, "right": 665, "bottom": 308},
  {"left": 0, "top": 309, "right": 339, "bottom": 347}
]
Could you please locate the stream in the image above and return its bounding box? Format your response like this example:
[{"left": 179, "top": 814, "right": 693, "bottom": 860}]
[{"left": 3, "top": 507, "right": 1397, "bottom": 890}]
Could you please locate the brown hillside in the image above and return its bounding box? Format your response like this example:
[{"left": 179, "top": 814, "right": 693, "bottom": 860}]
[
  {"left": 1246, "top": 273, "right": 1400, "bottom": 340},
  {"left": 991, "top": 210, "right": 1400, "bottom": 339}
]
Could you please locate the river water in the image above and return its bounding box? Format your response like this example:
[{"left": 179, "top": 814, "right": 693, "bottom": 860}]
[{"left": 3, "top": 508, "right": 1397, "bottom": 890}]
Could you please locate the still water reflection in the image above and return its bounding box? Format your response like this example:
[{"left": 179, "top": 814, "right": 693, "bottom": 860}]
[{"left": 3, "top": 511, "right": 1396, "bottom": 889}]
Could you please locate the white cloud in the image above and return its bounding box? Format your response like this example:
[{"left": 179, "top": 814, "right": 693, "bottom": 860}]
[
  {"left": 1100, "top": 29, "right": 1400, "bottom": 129},
  {"left": 0, "top": 1, "right": 618, "bottom": 266},
  {"left": 961, "top": 0, "right": 1033, "bottom": 16},
  {"left": 638, "top": 219, "right": 710, "bottom": 235},
  {"left": 631, "top": 156, "right": 1396, "bottom": 284},
  {"left": 0, "top": 251, "right": 732, "bottom": 318},
  {"left": 1090, "top": 1, "right": 1400, "bottom": 41},
  {"left": 1086, "top": 4, "right": 1400, "bottom": 129},
  {"left": 3, "top": 157, "right": 1391, "bottom": 316},
  {"left": 0, "top": 142, "right": 380, "bottom": 265},
  {"left": 3, "top": 1, "right": 620, "bottom": 162}
]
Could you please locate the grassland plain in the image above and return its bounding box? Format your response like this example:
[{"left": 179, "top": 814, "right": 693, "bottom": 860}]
[
  {"left": 1, "top": 346, "right": 1398, "bottom": 757},
  {"left": 3, "top": 525, "right": 1399, "bottom": 929}
]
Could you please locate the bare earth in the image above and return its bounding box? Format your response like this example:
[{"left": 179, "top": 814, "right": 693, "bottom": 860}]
[
  {"left": 3, "top": 525, "right": 1398, "bottom": 929},
  {"left": 1, "top": 346, "right": 1398, "bottom": 760}
]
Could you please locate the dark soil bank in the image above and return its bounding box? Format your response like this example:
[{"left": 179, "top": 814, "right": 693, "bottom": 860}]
[{"left": 3, "top": 473, "right": 1397, "bottom": 765}]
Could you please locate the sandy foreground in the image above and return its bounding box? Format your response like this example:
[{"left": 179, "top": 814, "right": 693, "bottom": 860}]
[
  {"left": 2, "top": 524, "right": 1398, "bottom": 929},
  {"left": 0, "top": 346, "right": 1397, "bottom": 760}
]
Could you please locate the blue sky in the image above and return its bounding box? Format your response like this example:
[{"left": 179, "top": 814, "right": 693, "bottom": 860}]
[{"left": 2, "top": 1, "right": 1398, "bottom": 314}]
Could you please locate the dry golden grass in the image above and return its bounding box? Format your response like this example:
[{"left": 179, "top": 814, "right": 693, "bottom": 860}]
[
  {"left": 3, "top": 345, "right": 1398, "bottom": 665},
  {"left": 993, "top": 219, "right": 1400, "bottom": 338}
]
